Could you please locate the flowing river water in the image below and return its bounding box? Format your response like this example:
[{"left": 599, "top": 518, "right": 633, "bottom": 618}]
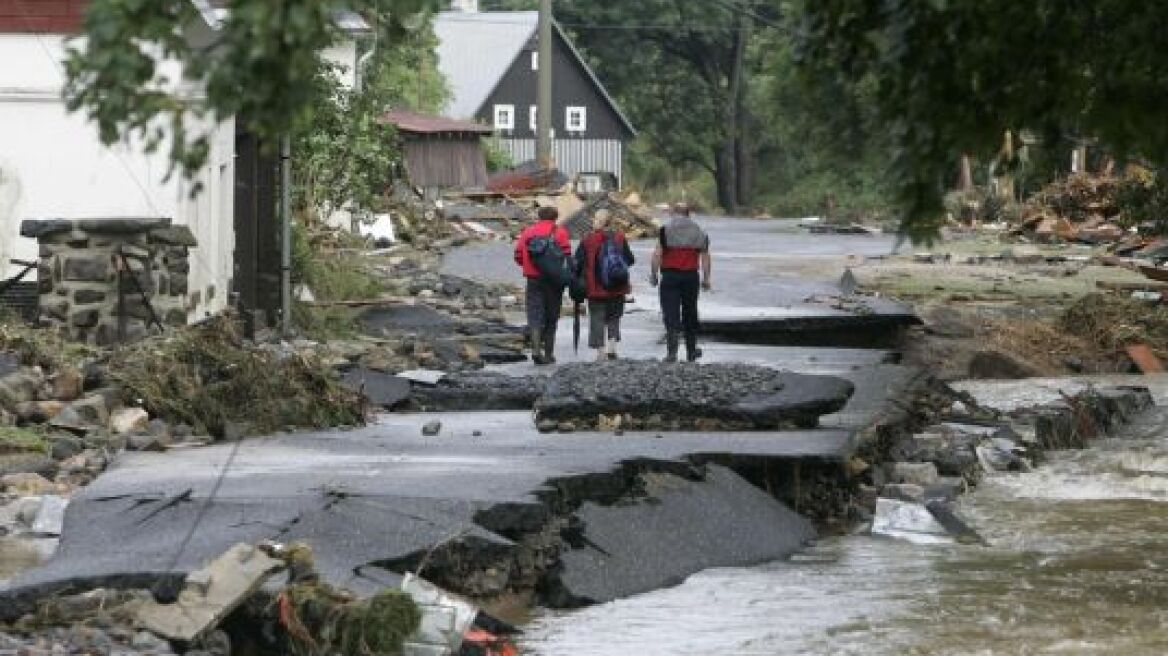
[{"left": 524, "top": 376, "right": 1168, "bottom": 655}]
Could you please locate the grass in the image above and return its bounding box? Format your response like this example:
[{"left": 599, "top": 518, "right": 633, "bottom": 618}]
[{"left": 0, "top": 425, "right": 49, "bottom": 454}]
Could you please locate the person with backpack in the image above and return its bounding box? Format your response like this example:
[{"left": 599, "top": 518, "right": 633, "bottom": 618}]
[
  {"left": 650, "top": 202, "right": 711, "bottom": 362},
  {"left": 514, "top": 206, "right": 572, "bottom": 365},
  {"left": 574, "top": 209, "right": 635, "bottom": 361}
]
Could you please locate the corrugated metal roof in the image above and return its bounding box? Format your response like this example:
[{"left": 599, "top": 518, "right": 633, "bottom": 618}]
[
  {"left": 433, "top": 11, "right": 538, "bottom": 120},
  {"left": 433, "top": 11, "right": 635, "bottom": 136},
  {"left": 381, "top": 109, "right": 492, "bottom": 134}
]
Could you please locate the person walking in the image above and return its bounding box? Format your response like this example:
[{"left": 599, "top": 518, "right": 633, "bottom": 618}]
[
  {"left": 514, "top": 206, "right": 572, "bottom": 365},
  {"left": 650, "top": 203, "right": 711, "bottom": 362},
  {"left": 575, "top": 209, "right": 635, "bottom": 361}
]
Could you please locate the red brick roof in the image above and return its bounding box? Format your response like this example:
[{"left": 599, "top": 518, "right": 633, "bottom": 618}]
[
  {"left": 380, "top": 109, "right": 493, "bottom": 135},
  {"left": 0, "top": 0, "right": 88, "bottom": 34}
]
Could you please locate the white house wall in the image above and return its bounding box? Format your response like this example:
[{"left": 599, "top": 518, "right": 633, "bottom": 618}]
[{"left": 0, "top": 34, "right": 233, "bottom": 319}]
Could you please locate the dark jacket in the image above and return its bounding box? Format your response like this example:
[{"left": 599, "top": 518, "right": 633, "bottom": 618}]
[{"left": 575, "top": 229, "right": 635, "bottom": 300}]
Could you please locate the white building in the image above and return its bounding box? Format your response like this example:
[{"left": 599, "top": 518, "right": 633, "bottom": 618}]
[{"left": 0, "top": 0, "right": 368, "bottom": 323}]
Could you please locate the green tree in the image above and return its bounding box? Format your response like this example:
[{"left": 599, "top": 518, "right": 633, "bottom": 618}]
[
  {"left": 554, "top": 0, "right": 780, "bottom": 213},
  {"left": 795, "top": 0, "right": 1168, "bottom": 239},
  {"left": 295, "top": 22, "right": 450, "bottom": 220},
  {"left": 64, "top": 0, "right": 440, "bottom": 184}
]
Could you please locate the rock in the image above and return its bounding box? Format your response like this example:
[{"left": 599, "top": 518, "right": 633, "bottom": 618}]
[
  {"left": 49, "top": 434, "right": 85, "bottom": 461},
  {"left": 871, "top": 497, "right": 953, "bottom": 545},
  {"left": 110, "top": 407, "right": 150, "bottom": 435},
  {"left": 0, "top": 472, "right": 57, "bottom": 495},
  {"left": 888, "top": 462, "right": 940, "bottom": 487},
  {"left": 924, "top": 499, "right": 987, "bottom": 545},
  {"left": 127, "top": 434, "right": 169, "bottom": 452},
  {"left": 0, "top": 369, "right": 46, "bottom": 410},
  {"left": 923, "top": 476, "right": 966, "bottom": 502},
  {"left": 536, "top": 419, "right": 557, "bottom": 433},
  {"left": 846, "top": 457, "right": 870, "bottom": 477},
  {"left": 459, "top": 343, "right": 482, "bottom": 365},
  {"left": 421, "top": 420, "right": 443, "bottom": 436},
  {"left": 15, "top": 399, "right": 65, "bottom": 423},
  {"left": 968, "top": 349, "right": 1043, "bottom": 379},
  {"left": 51, "top": 394, "right": 110, "bottom": 432},
  {"left": 880, "top": 483, "right": 925, "bottom": 503},
  {"left": 52, "top": 367, "right": 84, "bottom": 402},
  {"left": 0, "top": 352, "right": 18, "bottom": 378},
  {"left": 0, "top": 454, "right": 58, "bottom": 479},
  {"left": 950, "top": 400, "right": 969, "bottom": 415},
  {"left": 556, "top": 421, "right": 577, "bottom": 433},
  {"left": 924, "top": 307, "right": 975, "bottom": 339},
  {"left": 30, "top": 495, "right": 68, "bottom": 536}
]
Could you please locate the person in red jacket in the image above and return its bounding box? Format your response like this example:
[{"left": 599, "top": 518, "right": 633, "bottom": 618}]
[
  {"left": 514, "top": 206, "right": 572, "bottom": 365},
  {"left": 574, "top": 210, "right": 635, "bottom": 361},
  {"left": 650, "top": 203, "right": 711, "bottom": 362}
]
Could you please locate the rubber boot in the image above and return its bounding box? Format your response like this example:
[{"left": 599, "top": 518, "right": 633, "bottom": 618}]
[
  {"left": 530, "top": 328, "right": 548, "bottom": 365},
  {"left": 606, "top": 337, "right": 618, "bottom": 361},
  {"left": 543, "top": 329, "right": 558, "bottom": 364},
  {"left": 595, "top": 348, "right": 607, "bottom": 362},
  {"left": 685, "top": 333, "right": 703, "bottom": 362},
  {"left": 664, "top": 331, "right": 679, "bottom": 363}
]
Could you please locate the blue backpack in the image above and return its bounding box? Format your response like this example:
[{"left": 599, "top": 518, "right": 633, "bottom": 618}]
[{"left": 597, "top": 233, "right": 629, "bottom": 290}]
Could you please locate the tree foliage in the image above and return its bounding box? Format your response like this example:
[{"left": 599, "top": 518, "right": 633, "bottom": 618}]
[
  {"left": 295, "top": 22, "right": 450, "bottom": 219},
  {"left": 64, "top": 0, "right": 439, "bottom": 185},
  {"left": 795, "top": 0, "right": 1168, "bottom": 238}
]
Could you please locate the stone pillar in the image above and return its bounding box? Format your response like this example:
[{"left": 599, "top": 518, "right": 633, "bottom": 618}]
[{"left": 19, "top": 218, "right": 197, "bottom": 346}]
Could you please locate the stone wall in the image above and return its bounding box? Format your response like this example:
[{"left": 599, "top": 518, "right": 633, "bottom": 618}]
[{"left": 20, "top": 218, "right": 195, "bottom": 345}]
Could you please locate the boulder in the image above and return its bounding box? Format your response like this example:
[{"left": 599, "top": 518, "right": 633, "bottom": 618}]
[
  {"left": 534, "top": 361, "right": 854, "bottom": 430},
  {"left": 15, "top": 400, "right": 65, "bottom": 423},
  {"left": 109, "top": 407, "right": 150, "bottom": 435},
  {"left": 0, "top": 454, "right": 58, "bottom": 480}
]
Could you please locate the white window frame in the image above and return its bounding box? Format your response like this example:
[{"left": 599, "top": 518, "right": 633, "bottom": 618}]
[
  {"left": 531, "top": 50, "right": 539, "bottom": 71},
  {"left": 493, "top": 104, "right": 515, "bottom": 130},
  {"left": 529, "top": 105, "right": 538, "bottom": 131},
  {"left": 566, "top": 106, "right": 587, "bottom": 133}
]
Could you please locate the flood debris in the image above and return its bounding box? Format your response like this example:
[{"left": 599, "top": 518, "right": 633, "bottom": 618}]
[{"left": 136, "top": 543, "right": 285, "bottom": 643}]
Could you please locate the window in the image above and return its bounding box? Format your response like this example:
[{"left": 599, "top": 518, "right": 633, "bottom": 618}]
[
  {"left": 529, "top": 105, "right": 538, "bottom": 131},
  {"left": 566, "top": 106, "right": 587, "bottom": 133},
  {"left": 531, "top": 51, "right": 539, "bottom": 71},
  {"left": 493, "top": 104, "right": 515, "bottom": 130}
]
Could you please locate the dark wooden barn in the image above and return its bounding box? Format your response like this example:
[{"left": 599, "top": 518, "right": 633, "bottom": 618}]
[
  {"left": 381, "top": 109, "right": 492, "bottom": 194},
  {"left": 433, "top": 11, "right": 636, "bottom": 185}
]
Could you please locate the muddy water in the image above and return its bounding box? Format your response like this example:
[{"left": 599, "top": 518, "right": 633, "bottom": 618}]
[{"left": 525, "top": 379, "right": 1168, "bottom": 655}]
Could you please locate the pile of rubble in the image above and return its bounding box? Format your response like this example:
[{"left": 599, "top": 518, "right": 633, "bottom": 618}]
[{"left": 1012, "top": 173, "right": 1125, "bottom": 243}]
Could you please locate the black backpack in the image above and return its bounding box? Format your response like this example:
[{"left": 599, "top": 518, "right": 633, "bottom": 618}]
[{"left": 527, "top": 233, "right": 571, "bottom": 288}]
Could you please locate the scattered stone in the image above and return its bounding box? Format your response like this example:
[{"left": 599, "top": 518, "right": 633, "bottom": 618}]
[
  {"left": 536, "top": 419, "right": 557, "bottom": 433},
  {"left": 30, "top": 495, "right": 68, "bottom": 536},
  {"left": 51, "top": 394, "right": 110, "bottom": 432},
  {"left": 888, "top": 462, "right": 940, "bottom": 487},
  {"left": 924, "top": 499, "right": 987, "bottom": 545},
  {"left": 110, "top": 407, "right": 150, "bottom": 435},
  {"left": 0, "top": 472, "right": 57, "bottom": 495},
  {"left": 871, "top": 497, "right": 953, "bottom": 545},
  {"left": 15, "top": 399, "right": 64, "bottom": 423},
  {"left": 49, "top": 434, "right": 85, "bottom": 461},
  {"left": 557, "top": 421, "right": 577, "bottom": 433},
  {"left": 880, "top": 483, "right": 925, "bottom": 503},
  {"left": 127, "top": 434, "right": 169, "bottom": 452},
  {"left": 421, "top": 420, "right": 443, "bottom": 436},
  {"left": 52, "top": 367, "right": 84, "bottom": 402},
  {"left": 0, "top": 454, "right": 58, "bottom": 479}
]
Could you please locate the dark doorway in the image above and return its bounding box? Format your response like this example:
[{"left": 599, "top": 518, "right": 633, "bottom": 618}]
[{"left": 232, "top": 122, "right": 281, "bottom": 331}]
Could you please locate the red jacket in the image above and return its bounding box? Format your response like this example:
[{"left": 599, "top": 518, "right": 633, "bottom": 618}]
[
  {"left": 514, "top": 219, "right": 571, "bottom": 279},
  {"left": 575, "top": 229, "right": 634, "bottom": 299}
]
